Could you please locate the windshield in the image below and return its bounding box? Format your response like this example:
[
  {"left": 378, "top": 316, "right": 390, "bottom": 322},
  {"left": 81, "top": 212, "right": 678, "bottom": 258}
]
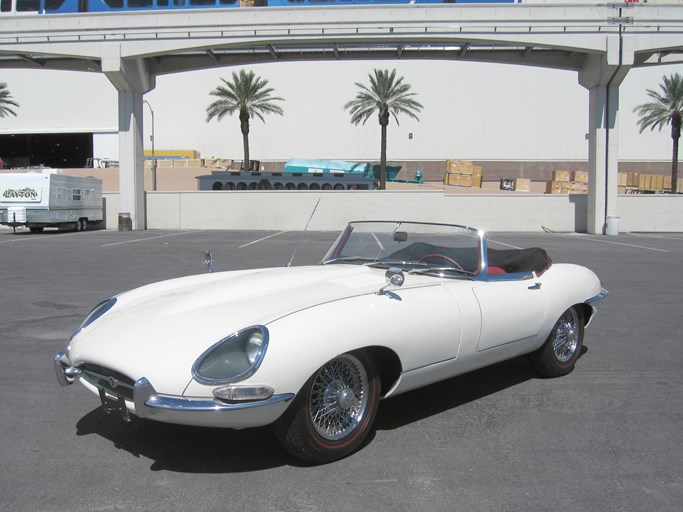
[{"left": 322, "top": 221, "right": 484, "bottom": 277}]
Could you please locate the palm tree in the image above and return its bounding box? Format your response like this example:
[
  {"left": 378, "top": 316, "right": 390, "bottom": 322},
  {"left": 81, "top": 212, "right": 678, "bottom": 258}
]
[
  {"left": 344, "top": 68, "right": 423, "bottom": 189},
  {"left": 206, "top": 70, "right": 284, "bottom": 171},
  {"left": 0, "top": 82, "right": 19, "bottom": 118},
  {"left": 633, "top": 72, "right": 682, "bottom": 194}
]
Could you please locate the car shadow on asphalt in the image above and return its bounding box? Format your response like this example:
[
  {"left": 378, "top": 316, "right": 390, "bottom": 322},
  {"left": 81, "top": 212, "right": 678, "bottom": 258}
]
[
  {"left": 76, "top": 410, "right": 291, "bottom": 472},
  {"left": 74, "top": 351, "right": 586, "bottom": 472},
  {"left": 374, "top": 356, "right": 536, "bottom": 432}
]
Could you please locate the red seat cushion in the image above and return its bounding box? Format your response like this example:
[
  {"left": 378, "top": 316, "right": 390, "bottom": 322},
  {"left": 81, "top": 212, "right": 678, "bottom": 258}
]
[{"left": 488, "top": 266, "right": 506, "bottom": 275}]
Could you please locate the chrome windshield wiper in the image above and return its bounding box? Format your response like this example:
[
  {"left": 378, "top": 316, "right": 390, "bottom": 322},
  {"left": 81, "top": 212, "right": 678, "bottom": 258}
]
[
  {"left": 409, "top": 266, "right": 475, "bottom": 279},
  {"left": 367, "top": 260, "right": 408, "bottom": 269},
  {"left": 323, "top": 256, "right": 377, "bottom": 265}
]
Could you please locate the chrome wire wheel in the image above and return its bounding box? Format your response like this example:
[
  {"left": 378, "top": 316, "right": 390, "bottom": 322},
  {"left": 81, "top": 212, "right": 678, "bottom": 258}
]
[
  {"left": 551, "top": 308, "right": 580, "bottom": 363},
  {"left": 309, "top": 354, "right": 369, "bottom": 441},
  {"left": 530, "top": 306, "right": 584, "bottom": 378}
]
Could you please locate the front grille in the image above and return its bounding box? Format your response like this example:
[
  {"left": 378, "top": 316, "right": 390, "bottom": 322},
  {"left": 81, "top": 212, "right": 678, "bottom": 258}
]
[{"left": 80, "top": 363, "right": 135, "bottom": 401}]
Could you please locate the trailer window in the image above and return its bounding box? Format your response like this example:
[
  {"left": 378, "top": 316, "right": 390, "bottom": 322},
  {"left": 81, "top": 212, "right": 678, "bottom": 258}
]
[
  {"left": 16, "top": 0, "right": 40, "bottom": 11},
  {"left": 72, "top": 189, "right": 82, "bottom": 201}
]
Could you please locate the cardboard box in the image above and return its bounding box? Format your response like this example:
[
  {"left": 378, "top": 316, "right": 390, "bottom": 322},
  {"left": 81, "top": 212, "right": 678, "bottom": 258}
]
[
  {"left": 546, "top": 181, "right": 569, "bottom": 194},
  {"left": 514, "top": 178, "right": 530, "bottom": 192},
  {"left": 572, "top": 171, "right": 588, "bottom": 183},
  {"left": 553, "top": 171, "right": 570, "bottom": 182},
  {"left": 471, "top": 175, "right": 482, "bottom": 188},
  {"left": 445, "top": 173, "right": 472, "bottom": 187},
  {"left": 569, "top": 182, "right": 588, "bottom": 194},
  {"left": 618, "top": 173, "right": 628, "bottom": 187},
  {"left": 627, "top": 172, "right": 639, "bottom": 187}
]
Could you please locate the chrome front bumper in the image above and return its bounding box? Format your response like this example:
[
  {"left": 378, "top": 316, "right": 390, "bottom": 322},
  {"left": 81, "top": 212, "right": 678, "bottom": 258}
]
[
  {"left": 54, "top": 352, "right": 294, "bottom": 428},
  {"left": 585, "top": 288, "right": 609, "bottom": 326}
]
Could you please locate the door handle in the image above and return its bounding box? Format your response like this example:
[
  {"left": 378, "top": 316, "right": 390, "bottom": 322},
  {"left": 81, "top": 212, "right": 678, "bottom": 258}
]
[{"left": 528, "top": 283, "right": 542, "bottom": 290}]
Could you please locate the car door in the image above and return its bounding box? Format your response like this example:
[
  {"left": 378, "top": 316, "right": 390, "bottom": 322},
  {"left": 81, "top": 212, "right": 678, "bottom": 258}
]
[{"left": 473, "top": 278, "right": 546, "bottom": 352}]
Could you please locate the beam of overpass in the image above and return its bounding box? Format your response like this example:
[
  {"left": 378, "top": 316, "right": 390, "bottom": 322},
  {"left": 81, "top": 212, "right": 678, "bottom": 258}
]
[{"left": 1, "top": 4, "right": 682, "bottom": 233}]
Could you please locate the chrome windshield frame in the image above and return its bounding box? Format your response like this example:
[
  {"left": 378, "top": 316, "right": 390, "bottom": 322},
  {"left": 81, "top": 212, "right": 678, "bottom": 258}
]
[{"left": 322, "top": 220, "right": 487, "bottom": 279}]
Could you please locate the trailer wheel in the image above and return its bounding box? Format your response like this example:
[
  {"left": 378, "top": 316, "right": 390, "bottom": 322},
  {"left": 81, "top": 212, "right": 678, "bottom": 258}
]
[
  {"left": 80, "top": 219, "right": 88, "bottom": 231},
  {"left": 29, "top": 227, "right": 43, "bottom": 234}
]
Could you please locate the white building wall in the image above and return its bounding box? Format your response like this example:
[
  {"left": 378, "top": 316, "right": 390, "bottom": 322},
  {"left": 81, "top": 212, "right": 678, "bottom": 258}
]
[{"left": 2, "top": 61, "right": 682, "bottom": 163}]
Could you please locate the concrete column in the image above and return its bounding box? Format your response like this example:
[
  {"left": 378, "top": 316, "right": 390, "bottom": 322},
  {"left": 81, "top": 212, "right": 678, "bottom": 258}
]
[
  {"left": 579, "top": 35, "right": 632, "bottom": 235},
  {"left": 102, "top": 44, "right": 155, "bottom": 230},
  {"left": 117, "top": 90, "right": 146, "bottom": 229}
]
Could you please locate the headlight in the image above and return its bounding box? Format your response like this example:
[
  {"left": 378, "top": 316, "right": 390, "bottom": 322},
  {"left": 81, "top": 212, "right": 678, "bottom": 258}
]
[
  {"left": 192, "top": 326, "right": 269, "bottom": 384},
  {"left": 71, "top": 298, "right": 117, "bottom": 339}
]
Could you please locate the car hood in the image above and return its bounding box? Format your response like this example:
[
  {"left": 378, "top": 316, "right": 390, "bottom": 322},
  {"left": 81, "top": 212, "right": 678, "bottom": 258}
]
[{"left": 68, "top": 265, "right": 393, "bottom": 394}]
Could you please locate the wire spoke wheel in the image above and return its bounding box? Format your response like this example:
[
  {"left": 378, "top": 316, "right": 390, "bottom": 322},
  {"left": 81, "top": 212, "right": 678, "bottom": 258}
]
[
  {"left": 530, "top": 306, "right": 584, "bottom": 378},
  {"left": 309, "top": 354, "right": 369, "bottom": 441},
  {"left": 274, "top": 350, "right": 380, "bottom": 464},
  {"left": 551, "top": 308, "right": 580, "bottom": 363}
]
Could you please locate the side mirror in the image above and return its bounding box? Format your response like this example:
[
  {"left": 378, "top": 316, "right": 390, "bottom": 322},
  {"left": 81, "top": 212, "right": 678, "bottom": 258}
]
[{"left": 378, "top": 267, "right": 405, "bottom": 296}]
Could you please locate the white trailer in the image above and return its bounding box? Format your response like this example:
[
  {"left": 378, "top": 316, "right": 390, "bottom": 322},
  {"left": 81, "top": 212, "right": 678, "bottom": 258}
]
[{"left": 0, "top": 170, "right": 103, "bottom": 233}]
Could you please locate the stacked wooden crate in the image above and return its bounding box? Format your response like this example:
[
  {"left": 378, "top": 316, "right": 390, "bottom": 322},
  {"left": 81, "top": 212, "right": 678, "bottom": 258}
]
[
  {"left": 443, "top": 160, "right": 483, "bottom": 188},
  {"left": 546, "top": 170, "right": 588, "bottom": 194},
  {"left": 617, "top": 172, "right": 677, "bottom": 193}
]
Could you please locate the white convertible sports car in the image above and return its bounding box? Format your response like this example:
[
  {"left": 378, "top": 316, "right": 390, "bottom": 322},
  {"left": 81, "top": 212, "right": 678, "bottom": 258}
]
[{"left": 55, "top": 221, "right": 607, "bottom": 463}]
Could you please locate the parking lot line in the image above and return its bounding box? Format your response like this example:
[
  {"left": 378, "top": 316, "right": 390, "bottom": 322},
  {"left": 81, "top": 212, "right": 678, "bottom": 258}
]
[
  {"left": 238, "top": 231, "right": 288, "bottom": 248},
  {"left": 101, "top": 231, "right": 202, "bottom": 247},
  {"left": 563, "top": 234, "right": 669, "bottom": 253},
  {"left": 0, "top": 230, "right": 92, "bottom": 244},
  {"left": 487, "top": 239, "right": 523, "bottom": 250}
]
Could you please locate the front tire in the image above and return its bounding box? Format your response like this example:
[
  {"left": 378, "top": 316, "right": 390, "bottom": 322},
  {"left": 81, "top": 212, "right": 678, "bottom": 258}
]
[
  {"left": 530, "top": 306, "right": 584, "bottom": 378},
  {"left": 274, "top": 351, "right": 380, "bottom": 464}
]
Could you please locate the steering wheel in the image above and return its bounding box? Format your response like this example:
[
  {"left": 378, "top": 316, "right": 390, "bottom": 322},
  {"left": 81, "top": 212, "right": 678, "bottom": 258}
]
[{"left": 418, "top": 253, "right": 465, "bottom": 271}]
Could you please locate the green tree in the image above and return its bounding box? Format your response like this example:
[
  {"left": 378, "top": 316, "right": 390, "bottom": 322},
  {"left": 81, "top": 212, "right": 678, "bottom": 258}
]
[
  {"left": 206, "top": 70, "right": 284, "bottom": 171},
  {"left": 633, "top": 72, "right": 682, "bottom": 194},
  {"left": 0, "top": 82, "right": 19, "bottom": 118},
  {"left": 344, "top": 68, "right": 423, "bottom": 190}
]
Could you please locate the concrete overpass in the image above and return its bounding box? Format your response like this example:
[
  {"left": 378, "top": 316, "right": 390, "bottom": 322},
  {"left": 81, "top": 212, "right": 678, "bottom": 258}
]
[{"left": 1, "top": 3, "right": 682, "bottom": 233}]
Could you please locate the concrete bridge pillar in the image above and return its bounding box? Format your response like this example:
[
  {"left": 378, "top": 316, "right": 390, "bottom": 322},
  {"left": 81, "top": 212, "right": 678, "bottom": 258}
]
[
  {"left": 579, "top": 35, "right": 633, "bottom": 235},
  {"left": 102, "top": 44, "right": 155, "bottom": 230}
]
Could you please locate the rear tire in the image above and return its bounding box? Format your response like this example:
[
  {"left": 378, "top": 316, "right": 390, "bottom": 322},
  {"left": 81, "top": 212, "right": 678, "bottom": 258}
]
[
  {"left": 530, "top": 306, "right": 584, "bottom": 378},
  {"left": 274, "top": 351, "right": 380, "bottom": 464}
]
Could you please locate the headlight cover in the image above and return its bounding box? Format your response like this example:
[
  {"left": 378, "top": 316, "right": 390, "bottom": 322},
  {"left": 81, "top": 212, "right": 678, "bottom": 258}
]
[
  {"left": 192, "top": 326, "right": 269, "bottom": 384},
  {"left": 71, "top": 298, "right": 117, "bottom": 339}
]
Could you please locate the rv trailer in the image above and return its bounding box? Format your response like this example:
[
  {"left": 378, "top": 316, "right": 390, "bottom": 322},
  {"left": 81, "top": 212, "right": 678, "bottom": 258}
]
[{"left": 0, "top": 170, "right": 103, "bottom": 233}]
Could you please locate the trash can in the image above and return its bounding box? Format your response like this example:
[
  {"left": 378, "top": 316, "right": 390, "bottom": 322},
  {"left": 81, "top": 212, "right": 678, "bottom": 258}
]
[
  {"left": 118, "top": 212, "right": 132, "bottom": 231},
  {"left": 605, "top": 215, "right": 620, "bottom": 236}
]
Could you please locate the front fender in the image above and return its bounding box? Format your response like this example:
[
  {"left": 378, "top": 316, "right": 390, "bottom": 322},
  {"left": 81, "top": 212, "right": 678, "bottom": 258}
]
[{"left": 183, "top": 283, "right": 463, "bottom": 399}]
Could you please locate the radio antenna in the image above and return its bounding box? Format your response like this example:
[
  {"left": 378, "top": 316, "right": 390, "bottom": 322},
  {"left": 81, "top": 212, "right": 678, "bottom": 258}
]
[{"left": 287, "top": 198, "right": 321, "bottom": 268}]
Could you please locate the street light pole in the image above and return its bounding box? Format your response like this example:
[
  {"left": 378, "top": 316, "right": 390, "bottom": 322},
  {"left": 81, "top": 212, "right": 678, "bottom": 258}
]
[{"left": 143, "top": 100, "right": 157, "bottom": 191}]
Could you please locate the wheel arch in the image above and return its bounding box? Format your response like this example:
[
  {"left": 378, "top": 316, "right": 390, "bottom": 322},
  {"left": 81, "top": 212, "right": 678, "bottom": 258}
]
[
  {"left": 575, "top": 302, "right": 593, "bottom": 327},
  {"left": 361, "top": 346, "right": 402, "bottom": 398}
]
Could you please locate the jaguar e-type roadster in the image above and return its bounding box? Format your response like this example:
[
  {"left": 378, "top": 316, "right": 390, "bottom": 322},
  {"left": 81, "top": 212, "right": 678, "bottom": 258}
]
[{"left": 55, "top": 221, "right": 607, "bottom": 463}]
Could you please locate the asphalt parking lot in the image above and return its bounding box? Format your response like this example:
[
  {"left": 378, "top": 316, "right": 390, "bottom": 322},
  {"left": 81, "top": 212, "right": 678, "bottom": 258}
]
[{"left": 1, "top": 227, "right": 681, "bottom": 512}]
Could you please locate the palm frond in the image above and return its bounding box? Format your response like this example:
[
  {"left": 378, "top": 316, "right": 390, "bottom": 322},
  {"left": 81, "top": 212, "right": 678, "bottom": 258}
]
[
  {"left": 205, "top": 70, "right": 285, "bottom": 124},
  {"left": 0, "top": 82, "right": 19, "bottom": 118}
]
